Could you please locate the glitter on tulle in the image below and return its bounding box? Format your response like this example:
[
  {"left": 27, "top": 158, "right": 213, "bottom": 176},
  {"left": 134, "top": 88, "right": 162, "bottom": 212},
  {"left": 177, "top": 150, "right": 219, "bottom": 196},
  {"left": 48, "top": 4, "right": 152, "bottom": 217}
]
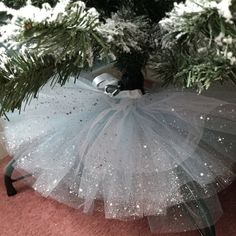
[{"left": 0, "top": 77, "right": 235, "bottom": 233}]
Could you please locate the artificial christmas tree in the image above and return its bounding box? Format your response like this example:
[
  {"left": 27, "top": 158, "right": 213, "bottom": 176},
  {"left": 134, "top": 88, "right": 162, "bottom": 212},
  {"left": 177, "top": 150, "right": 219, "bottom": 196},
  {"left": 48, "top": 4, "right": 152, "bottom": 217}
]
[
  {"left": 0, "top": 0, "right": 235, "bottom": 115},
  {"left": 0, "top": 1, "right": 235, "bottom": 235}
]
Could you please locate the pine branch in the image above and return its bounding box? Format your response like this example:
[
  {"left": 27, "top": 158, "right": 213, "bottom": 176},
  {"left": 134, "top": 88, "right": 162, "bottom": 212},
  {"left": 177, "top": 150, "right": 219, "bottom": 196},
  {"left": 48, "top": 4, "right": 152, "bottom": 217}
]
[
  {"left": 149, "top": 49, "right": 181, "bottom": 85},
  {"left": 0, "top": 1, "right": 111, "bottom": 115},
  {"left": 0, "top": 1, "right": 154, "bottom": 116},
  {"left": 0, "top": 53, "right": 56, "bottom": 115},
  {"left": 150, "top": 0, "right": 236, "bottom": 92},
  {"left": 0, "top": 47, "right": 94, "bottom": 116},
  {"left": 13, "top": 2, "right": 110, "bottom": 67}
]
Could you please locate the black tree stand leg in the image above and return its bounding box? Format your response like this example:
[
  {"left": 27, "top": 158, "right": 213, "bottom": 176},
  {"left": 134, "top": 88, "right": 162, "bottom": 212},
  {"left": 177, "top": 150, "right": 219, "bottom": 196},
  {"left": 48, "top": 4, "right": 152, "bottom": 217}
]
[
  {"left": 4, "top": 159, "right": 17, "bottom": 196},
  {"left": 4, "top": 159, "right": 31, "bottom": 196}
]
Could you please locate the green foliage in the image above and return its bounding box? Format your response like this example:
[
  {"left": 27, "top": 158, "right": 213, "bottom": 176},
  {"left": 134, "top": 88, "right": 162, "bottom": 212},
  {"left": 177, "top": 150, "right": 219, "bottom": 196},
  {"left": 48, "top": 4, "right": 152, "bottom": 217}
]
[
  {"left": 85, "top": 0, "right": 183, "bottom": 74},
  {"left": 0, "top": 1, "right": 112, "bottom": 115},
  {"left": 19, "top": 9, "right": 108, "bottom": 66},
  {"left": 150, "top": 1, "right": 236, "bottom": 92},
  {"left": 0, "top": 53, "right": 56, "bottom": 115},
  {"left": 0, "top": 0, "right": 180, "bottom": 75},
  {"left": 0, "top": 1, "right": 152, "bottom": 115},
  {"left": 1, "top": 0, "right": 235, "bottom": 117},
  {"left": 111, "top": 10, "right": 152, "bottom": 73},
  {"left": 174, "top": 59, "right": 236, "bottom": 91}
]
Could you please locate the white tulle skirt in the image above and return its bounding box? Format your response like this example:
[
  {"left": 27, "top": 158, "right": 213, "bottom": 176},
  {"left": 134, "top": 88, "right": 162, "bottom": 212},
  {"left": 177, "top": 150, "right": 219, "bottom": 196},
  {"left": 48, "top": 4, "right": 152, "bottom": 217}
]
[{"left": 1, "top": 77, "right": 236, "bottom": 233}]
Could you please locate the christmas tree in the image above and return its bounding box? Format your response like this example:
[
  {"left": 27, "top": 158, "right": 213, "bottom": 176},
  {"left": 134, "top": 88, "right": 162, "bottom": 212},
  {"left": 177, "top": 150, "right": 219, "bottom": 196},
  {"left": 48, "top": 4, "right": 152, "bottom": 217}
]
[
  {"left": 1, "top": 2, "right": 235, "bottom": 235},
  {"left": 0, "top": 0, "right": 235, "bottom": 116}
]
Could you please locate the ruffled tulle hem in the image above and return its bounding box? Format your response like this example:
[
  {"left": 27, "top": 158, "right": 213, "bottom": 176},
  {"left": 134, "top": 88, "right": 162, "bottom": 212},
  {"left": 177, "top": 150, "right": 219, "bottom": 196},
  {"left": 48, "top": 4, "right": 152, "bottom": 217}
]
[{"left": 1, "top": 77, "right": 236, "bottom": 233}]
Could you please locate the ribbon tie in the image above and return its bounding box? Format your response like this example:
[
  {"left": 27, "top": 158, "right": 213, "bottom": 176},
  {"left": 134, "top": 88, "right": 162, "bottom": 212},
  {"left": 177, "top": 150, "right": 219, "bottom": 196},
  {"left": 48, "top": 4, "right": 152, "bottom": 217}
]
[{"left": 92, "top": 73, "right": 121, "bottom": 97}]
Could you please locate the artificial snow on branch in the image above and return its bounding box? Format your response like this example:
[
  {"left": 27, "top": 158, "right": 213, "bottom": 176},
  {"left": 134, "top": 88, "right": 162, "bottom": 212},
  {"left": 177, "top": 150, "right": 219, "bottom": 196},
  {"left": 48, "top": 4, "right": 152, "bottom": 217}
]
[
  {"left": 0, "top": 0, "right": 236, "bottom": 115},
  {"left": 0, "top": 0, "right": 149, "bottom": 115},
  {"left": 150, "top": 0, "right": 236, "bottom": 92}
]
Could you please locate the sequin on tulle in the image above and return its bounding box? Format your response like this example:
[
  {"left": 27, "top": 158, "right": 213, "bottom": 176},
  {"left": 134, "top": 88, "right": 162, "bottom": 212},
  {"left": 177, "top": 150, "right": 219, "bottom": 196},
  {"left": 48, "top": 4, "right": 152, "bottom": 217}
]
[{"left": 0, "top": 77, "right": 235, "bottom": 233}]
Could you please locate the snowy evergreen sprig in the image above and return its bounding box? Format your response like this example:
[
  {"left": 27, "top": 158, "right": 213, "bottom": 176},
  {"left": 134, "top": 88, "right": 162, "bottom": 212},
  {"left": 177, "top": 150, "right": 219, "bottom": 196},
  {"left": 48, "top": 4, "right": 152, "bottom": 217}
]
[
  {"left": 97, "top": 13, "right": 149, "bottom": 55},
  {"left": 151, "top": 0, "right": 236, "bottom": 92},
  {"left": 0, "top": 0, "right": 151, "bottom": 115},
  {"left": 0, "top": 0, "right": 148, "bottom": 63},
  {"left": 0, "top": 1, "right": 104, "bottom": 67}
]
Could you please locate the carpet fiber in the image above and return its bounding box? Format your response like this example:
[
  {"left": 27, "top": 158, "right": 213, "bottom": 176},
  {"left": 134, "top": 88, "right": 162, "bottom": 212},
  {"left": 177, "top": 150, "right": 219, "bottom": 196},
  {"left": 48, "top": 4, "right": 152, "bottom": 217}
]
[{"left": 0, "top": 157, "right": 235, "bottom": 236}]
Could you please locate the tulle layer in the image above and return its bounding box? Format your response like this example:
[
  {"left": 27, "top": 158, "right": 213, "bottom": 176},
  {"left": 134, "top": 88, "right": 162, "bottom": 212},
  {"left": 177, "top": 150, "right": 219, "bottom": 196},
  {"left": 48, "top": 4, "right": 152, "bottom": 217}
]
[{"left": 1, "top": 77, "right": 236, "bottom": 233}]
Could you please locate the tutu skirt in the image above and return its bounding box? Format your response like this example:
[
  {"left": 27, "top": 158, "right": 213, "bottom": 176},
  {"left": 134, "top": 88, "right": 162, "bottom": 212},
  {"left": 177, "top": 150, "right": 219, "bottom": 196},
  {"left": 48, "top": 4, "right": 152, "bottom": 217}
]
[{"left": 1, "top": 77, "right": 236, "bottom": 233}]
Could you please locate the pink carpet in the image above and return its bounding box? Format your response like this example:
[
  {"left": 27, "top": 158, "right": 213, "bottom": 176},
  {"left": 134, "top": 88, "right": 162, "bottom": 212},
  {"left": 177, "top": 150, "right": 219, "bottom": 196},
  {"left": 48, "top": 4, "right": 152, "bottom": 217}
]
[{"left": 0, "top": 156, "right": 235, "bottom": 236}]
